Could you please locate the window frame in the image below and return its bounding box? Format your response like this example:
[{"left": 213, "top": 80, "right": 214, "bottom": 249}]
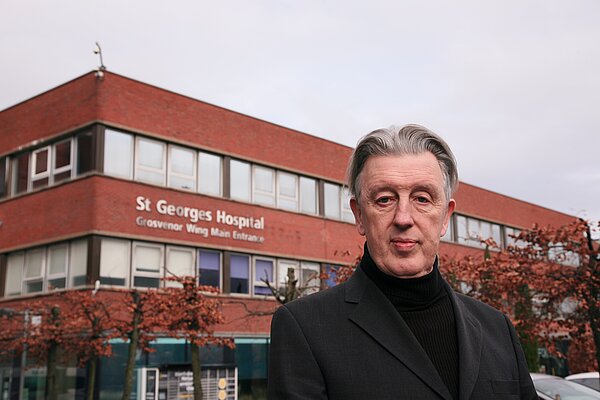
[
  {"left": 52, "top": 138, "right": 74, "bottom": 183},
  {"left": 198, "top": 249, "right": 222, "bottom": 289},
  {"left": 198, "top": 151, "right": 223, "bottom": 196},
  {"left": 277, "top": 171, "right": 299, "bottom": 211},
  {"left": 5, "top": 252, "right": 25, "bottom": 297},
  {"left": 229, "top": 252, "right": 251, "bottom": 296},
  {"left": 229, "top": 159, "right": 251, "bottom": 202},
  {"left": 252, "top": 165, "right": 276, "bottom": 206},
  {"left": 104, "top": 129, "right": 134, "bottom": 179},
  {"left": 135, "top": 136, "right": 167, "bottom": 186},
  {"left": 46, "top": 243, "right": 69, "bottom": 291},
  {"left": 164, "top": 245, "right": 196, "bottom": 288},
  {"left": 30, "top": 146, "right": 51, "bottom": 189},
  {"left": 132, "top": 241, "right": 165, "bottom": 289},
  {"left": 323, "top": 182, "right": 341, "bottom": 219},
  {"left": 99, "top": 237, "right": 131, "bottom": 287},
  {"left": 23, "top": 248, "right": 46, "bottom": 294},
  {"left": 167, "top": 144, "right": 197, "bottom": 191},
  {"left": 299, "top": 176, "right": 318, "bottom": 215},
  {"left": 253, "top": 256, "right": 275, "bottom": 296}
]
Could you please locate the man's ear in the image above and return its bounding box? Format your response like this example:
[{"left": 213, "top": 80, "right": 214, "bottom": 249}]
[
  {"left": 440, "top": 198, "right": 456, "bottom": 237},
  {"left": 350, "top": 197, "right": 366, "bottom": 236}
]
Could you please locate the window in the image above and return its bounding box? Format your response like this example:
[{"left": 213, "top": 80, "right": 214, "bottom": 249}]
[
  {"left": 324, "top": 182, "right": 341, "bottom": 219},
  {"left": 253, "top": 258, "right": 274, "bottom": 295},
  {"left": 5, "top": 253, "right": 24, "bottom": 297},
  {"left": 341, "top": 187, "right": 354, "bottom": 223},
  {"left": 299, "top": 176, "right": 318, "bottom": 214},
  {"left": 77, "top": 130, "right": 95, "bottom": 175},
  {"left": 47, "top": 244, "right": 68, "bottom": 290},
  {"left": 277, "top": 260, "right": 299, "bottom": 294},
  {"left": 99, "top": 238, "right": 130, "bottom": 286},
  {"left": 31, "top": 146, "right": 50, "bottom": 189},
  {"left": 253, "top": 166, "right": 275, "bottom": 206},
  {"left": 132, "top": 242, "right": 164, "bottom": 288},
  {"left": 69, "top": 239, "right": 88, "bottom": 287},
  {"left": 230, "top": 253, "right": 250, "bottom": 294},
  {"left": 198, "top": 152, "right": 222, "bottom": 196},
  {"left": 230, "top": 160, "right": 251, "bottom": 201},
  {"left": 0, "top": 157, "right": 7, "bottom": 199},
  {"left": 12, "top": 153, "right": 30, "bottom": 195},
  {"left": 104, "top": 129, "right": 133, "bottom": 179},
  {"left": 504, "top": 227, "right": 523, "bottom": 248},
  {"left": 277, "top": 172, "right": 298, "bottom": 211},
  {"left": 165, "top": 246, "right": 196, "bottom": 288},
  {"left": 53, "top": 139, "right": 73, "bottom": 183},
  {"left": 168, "top": 145, "right": 196, "bottom": 191},
  {"left": 24, "top": 248, "right": 45, "bottom": 294},
  {"left": 199, "top": 250, "right": 221, "bottom": 289},
  {"left": 135, "top": 137, "right": 166, "bottom": 185},
  {"left": 442, "top": 216, "right": 454, "bottom": 242},
  {"left": 301, "top": 262, "right": 321, "bottom": 296}
]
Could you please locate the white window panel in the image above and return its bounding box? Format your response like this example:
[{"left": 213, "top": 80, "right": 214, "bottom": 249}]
[
  {"left": 31, "top": 146, "right": 50, "bottom": 189},
  {"left": 230, "top": 160, "right": 251, "bottom": 201},
  {"left": 24, "top": 248, "right": 45, "bottom": 294},
  {"left": 323, "top": 182, "right": 341, "bottom": 219},
  {"left": 99, "top": 238, "right": 130, "bottom": 287},
  {"left": 53, "top": 139, "right": 73, "bottom": 183},
  {"left": 168, "top": 145, "right": 196, "bottom": 191},
  {"left": 230, "top": 253, "right": 250, "bottom": 294},
  {"left": 299, "top": 176, "right": 317, "bottom": 214},
  {"left": 198, "top": 152, "right": 222, "bottom": 196},
  {"left": 277, "top": 172, "right": 298, "bottom": 211},
  {"left": 301, "top": 262, "right": 320, "bottom": 296},
  {"left": 165, "top": 246, "right": 196, "bottom": 288},
  {"left": 5, "top": 253, "right": 24, "bottom": 297},
  {"left": 104, "top": 129, "right": 133, "bottom": 179},
  {"left": 132, "top": 242, "right": 164, "bottom": 288},
  {"left": 341, "top": 187, "right": 355, "bottom": 223},
  {"left": 135, "top": 137, "right": 166, "bottom": 185},
  {"left": 47, "top": 244, "right": 68, "bottom": 290},
  {"left": 69, "top": 239, "right": 88, "bottom": 288},
  {"left": 253, "top": 166, "right": 275, "bottom": 206},
  {"left": 442, "top": 215, "right": 454, "bottom": 242},
  {"left": 277, "top": 260, "right": 299, "bottom": 295},
  {"left": 199, "top": 249, "right": 221, "bottom": 289},
  {"left": 456, "top": 215, "right": 469, "bottom": 245},
  {"left": 253, "top": 257, "right": 275, "bottom": 296}
]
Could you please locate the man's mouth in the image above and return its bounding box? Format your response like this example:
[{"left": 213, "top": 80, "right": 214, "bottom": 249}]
[{"left": 391, "top": 238, "right": 418, "bottom": 252}]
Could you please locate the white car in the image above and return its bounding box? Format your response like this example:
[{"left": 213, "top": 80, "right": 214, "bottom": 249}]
[
  {"left": 566, "top": 372, "right": 600, "bottom": 392},
  {"left": 530, "top": 373, "right": 600, "bottom": 400}
]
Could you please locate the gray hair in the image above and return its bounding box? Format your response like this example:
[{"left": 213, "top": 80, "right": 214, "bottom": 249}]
[{"left": 346, "top": 124, "right": 459, "bottom": 201}]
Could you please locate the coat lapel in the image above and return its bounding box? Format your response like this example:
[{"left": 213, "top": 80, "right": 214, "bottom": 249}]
[
  {"left": 446, "top": 287, "right": 483, "bottom": 400},
  {"left": 346, "top": 269, "right": 453, "bottom": 400}
]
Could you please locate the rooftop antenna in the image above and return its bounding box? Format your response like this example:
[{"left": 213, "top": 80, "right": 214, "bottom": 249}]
[{"left": 93, "top": 42, "right": 106, "bottom": 79}]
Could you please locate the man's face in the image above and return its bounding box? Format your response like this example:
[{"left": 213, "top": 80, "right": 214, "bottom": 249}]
[{"left": 350, "top": 153, "right": 455, "bottom": 278}]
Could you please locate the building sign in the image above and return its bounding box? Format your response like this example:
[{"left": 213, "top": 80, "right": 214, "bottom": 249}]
[{"left": 134, "top": 196, "right": 265, "bottom": 243}]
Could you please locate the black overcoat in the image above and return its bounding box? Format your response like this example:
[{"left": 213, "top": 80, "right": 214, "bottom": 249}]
[{"left": 267, "top": 266, "right": 538, "bottom": 400}]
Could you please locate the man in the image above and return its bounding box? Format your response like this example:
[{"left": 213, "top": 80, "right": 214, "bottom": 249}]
[{"left": 267, "top": 125, "right": 538, "bottom": 400}]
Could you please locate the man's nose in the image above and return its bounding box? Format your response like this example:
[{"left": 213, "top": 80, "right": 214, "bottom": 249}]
[{"left": 393, "top": 200, "right": 414, "bottom": 227}]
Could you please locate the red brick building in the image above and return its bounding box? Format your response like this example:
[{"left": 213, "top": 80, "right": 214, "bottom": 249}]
[{"left": 0, "top": 71, "right": 574, "bottom": 399}]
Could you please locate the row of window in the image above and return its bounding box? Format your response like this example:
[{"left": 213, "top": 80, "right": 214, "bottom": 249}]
[
  {"left": 3, "top": 237, "right": 328, "bottom": 298},
  {"left": 0, "top": 126, "right": 354, "bottom": 223},
  {"left": 99, "top": 238, "right": 322, "bottom": 296},
  {"left": 443, "top": 213, "right": 522, "bottom": 250},
  {"left": 4, "top": 239, "right": 88, "bottom": 296}
]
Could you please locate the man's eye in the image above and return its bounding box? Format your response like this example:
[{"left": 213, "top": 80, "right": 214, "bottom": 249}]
[
  {"left": 376, "top": 197, "right": 392, "bottom": 205},
  {"left": 415, "top": 196, "right": 430, "bottom": 204}
]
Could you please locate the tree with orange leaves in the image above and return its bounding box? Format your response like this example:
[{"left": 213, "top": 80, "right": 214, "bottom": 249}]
[
  {"left": 441, "top": 219, "right": 600, "bottom": 375},
  {"left": 157, "top": 276, "right": 233, "bottom": 400}
]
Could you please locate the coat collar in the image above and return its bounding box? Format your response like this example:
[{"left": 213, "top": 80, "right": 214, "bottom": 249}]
[{"left": 344, "top": 266, "right": 483, "bottom": 400}]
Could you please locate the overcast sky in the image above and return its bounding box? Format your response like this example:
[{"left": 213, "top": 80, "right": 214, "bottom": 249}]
[{"left": 1, "top": 1, "right": 599, "bottom": 228}]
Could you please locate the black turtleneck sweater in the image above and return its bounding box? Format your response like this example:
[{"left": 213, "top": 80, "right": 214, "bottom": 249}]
[{"left": 360, "top": 245, "right": 459, "bottom": 400}]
